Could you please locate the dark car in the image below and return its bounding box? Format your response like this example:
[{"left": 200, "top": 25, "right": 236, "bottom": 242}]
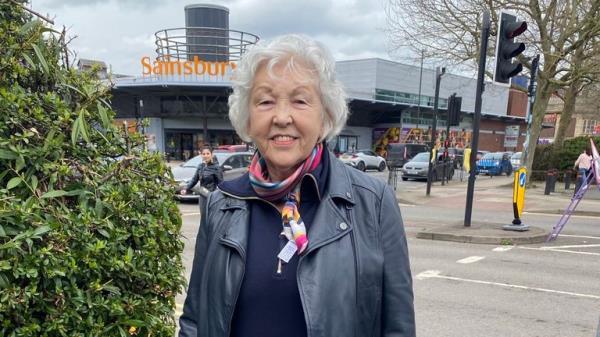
[
  {"left": 400, "top": 152, "right": 454, "bottom": 182},
  {"left": 438, "top": 147, "right": 464, "bottom": 169},
  {"left": 476, "top": 152, "right": 513, "bottom": 176},
  {"left": 172, "top": 152, "right": 253, "bottom": 200},
  {"left": 386, "top": 143, "right": 430, "bottom": 168}
]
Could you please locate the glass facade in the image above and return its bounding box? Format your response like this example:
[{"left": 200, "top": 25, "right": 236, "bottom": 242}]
[{"left": 375, "top": 88, "right": 448, "bottom": 109}]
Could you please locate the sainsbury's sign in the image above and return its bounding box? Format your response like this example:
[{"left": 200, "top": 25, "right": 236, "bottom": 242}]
[{"left": 141, "top": 56, "right": 236, "bottom": 77}]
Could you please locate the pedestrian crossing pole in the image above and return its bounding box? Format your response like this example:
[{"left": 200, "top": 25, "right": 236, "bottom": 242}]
[{"left": 464, "top": 11, "right": 490, "bottom": 227}]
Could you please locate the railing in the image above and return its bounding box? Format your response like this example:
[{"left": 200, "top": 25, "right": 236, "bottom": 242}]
[{"left": 154, "top": 27, "right": 259, "bottom": 62}]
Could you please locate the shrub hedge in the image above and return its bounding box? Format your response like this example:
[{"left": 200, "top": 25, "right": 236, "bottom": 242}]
[
  {"left": 530, "top": 136, "right": 600, "bottom": 181},
  {"left": 0, "top": 2, "right": 185, "bottom": 336}
]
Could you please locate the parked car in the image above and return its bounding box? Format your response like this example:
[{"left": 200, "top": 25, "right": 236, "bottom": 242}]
[
  {"left": 510, "top": 152, "right": 522, "bottom": 170},
  {"left": 385, "top": 143, "right": 430, "bottom": 168},
  {"left": 476, "top": 150, "right": 490, "bottom": 160},
  {"left": 400, "top": 152, "right": 454, "bottom": 182},
  {"left": 438, "top": 147, "right": 464, "bottom": 169},
  {"left": 172, "top": 151, "right": 253, "bottom": 200},
  {"left": 339, "top": 149, "right": 386, "bottom": 171},
  {"left": 476, "top": 152, "right": 513, "bottom": 176}
]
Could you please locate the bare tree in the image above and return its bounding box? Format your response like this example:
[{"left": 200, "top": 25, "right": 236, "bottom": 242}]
[{"left": 386, "top": 0, "right": 600, "bottom": 175}]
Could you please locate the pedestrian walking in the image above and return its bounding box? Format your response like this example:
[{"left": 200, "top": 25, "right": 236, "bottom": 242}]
[
  {"left": 178, "top": 34, "right": 415, "bottom": 337},
  {"left": 181, "top": 146, "right": 223, "bottom": 211},
  {"left": 574, "top": 147, "right": 593, "bottom": 184}
]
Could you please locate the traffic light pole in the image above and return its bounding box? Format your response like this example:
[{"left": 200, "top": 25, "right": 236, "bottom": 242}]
[
  {"left": 464, "top": 10, "right": 491, "bottom": 227},
  {"left": 426, "top": 66, "right": 445, "bottom": 196}
]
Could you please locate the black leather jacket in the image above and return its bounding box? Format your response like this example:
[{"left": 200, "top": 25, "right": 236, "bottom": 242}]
[
  {"left": 179, "top": 154, "right": 415, "bottom": 337},
  {"left": 186, "top": 161, "right": 223, "bottom": 192}
]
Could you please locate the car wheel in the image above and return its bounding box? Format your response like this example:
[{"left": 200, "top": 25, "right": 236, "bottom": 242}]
[
  {"left": 401, "top": 177, "right": 408, "bottom": 181},
  {"left": 378, "top": 161, "right": 386, "bottom": 172},
  {"left": 357, "top": 161, "right": 366, "bottom": 171}
]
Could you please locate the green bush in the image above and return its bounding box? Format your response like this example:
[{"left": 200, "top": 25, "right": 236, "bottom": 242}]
[
  {"left": 530, "top": 136, "right": 600, "bottom": 181},
  {"left": 0, "top": 2, "right": 185, "bottom": 336}
]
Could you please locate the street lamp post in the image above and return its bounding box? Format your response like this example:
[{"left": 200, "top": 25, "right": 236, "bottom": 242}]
[{"left": 426, "top": 66, "right": 445, "bottom": 196}]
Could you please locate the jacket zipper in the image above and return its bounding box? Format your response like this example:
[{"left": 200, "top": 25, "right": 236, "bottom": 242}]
[{"left": 220, "top": 239, "right": 246, "bottom": 337}]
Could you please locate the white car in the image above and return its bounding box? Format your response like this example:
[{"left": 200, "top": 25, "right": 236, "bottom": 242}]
[
  {"left": 510, "top": 152, "right": 522, "bottom": 170},
  {"left": 339, "top": 149, "right": 386, "bottom": 172}
]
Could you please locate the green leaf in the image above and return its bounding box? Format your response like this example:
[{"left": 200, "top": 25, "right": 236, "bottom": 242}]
[
  {"left": 0, "top": 225, "right": 5, "bottom": 237},
  {"left": 0, "top": 273, "right": 9, "bottom": 289},
  {"left": 22, "top": 53, "right": 37, "bottom": 71},
  {"left": 71, "top": 115, "right": 80, "bottom": 146},
  {"left": 79, "top": 110, "right": 90, "bottom": 142},
  {"left": 97, "top": 228, "right": 110, "bottom": 238},
  {"left": 7, "top": 177, "right": 22, "bottom": 190},
  {"left": 0, "top": 149, "right": 17, "bottom": 160},
  {"left": 31, "top": 175, "right": 38, "bottom": 191},
  {"left": 32, "top": 225, "right": 51, "bottom": 237},
  {"left": 15, "top": 155, "right": 25, "bottom": 172},
  {"left": 32, "top": 44, "right": 49, "bottom": 74},
  {"left": 41, "top": 190, "right": 68, "bottom": 198},
  {"left": 19, "top": 19, "right": 39, "bottom": 35},
  {"left": 98, "top": 103, "right": 110, "bottom": 129},
  {"left": 120, "top": 319, "right": 147, "bottom": 327}
]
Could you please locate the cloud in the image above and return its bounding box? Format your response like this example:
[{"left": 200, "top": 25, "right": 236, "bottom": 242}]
[{"left": 31, "top": 0, "right": 391, "bottom": 74}]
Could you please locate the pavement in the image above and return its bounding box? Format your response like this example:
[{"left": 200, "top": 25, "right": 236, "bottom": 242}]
[{"left": 394, "top": 174, "right": 600, "bottom": 245}]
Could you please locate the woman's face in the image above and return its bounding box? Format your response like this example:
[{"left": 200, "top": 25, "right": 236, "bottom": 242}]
[
  {"left": 201, "top": 149, "right": 212, "bottom": 163},
  {"left": 248, "top": 61, "right": 324, "bottom": 179}
]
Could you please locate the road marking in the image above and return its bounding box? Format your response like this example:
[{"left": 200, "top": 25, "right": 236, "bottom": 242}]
[
  {"left": 540, "top": 244, "right": 600, "bottom": 249},
  {"left": 519, "top": 246, "right": 600, "bottom": 256},
  {"left": 182, "top": 212, "right": 201, "bottom": 216},
  {"left": 456, "top": 256, "right": 486, "bottom": 264},
  {"left": 399, "top": 203, "right": 415, "bottom": 207},
  {"left": 493, "top": 246, "right": 514, "bottom": 252},
  {"left": 559, "top": 234, "right": 600, "bottom": 240},
  {"left": 522, "top": 211, "right": 600, "bottom": 219},
  {"left": 415, "top": 270, "right": 600, "bottom": 300}
]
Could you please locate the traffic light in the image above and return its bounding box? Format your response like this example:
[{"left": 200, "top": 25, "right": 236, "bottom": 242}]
[
  {"left": 494, "top": 12, "right": 527, "bottom": 84},
  {"left": 447, "top": 94, "right": 462, "bottom": 126}
]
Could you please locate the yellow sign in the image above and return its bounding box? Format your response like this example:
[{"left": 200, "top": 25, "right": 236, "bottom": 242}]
[
  {"left": 463, "top": 148, "right": 471, "bottom": 172},
  {"left": 513, "top": 167, "right": 527, "bottom": 219},
  {"left": 431, "top": 149, "right": 437, "bottom": 163}
]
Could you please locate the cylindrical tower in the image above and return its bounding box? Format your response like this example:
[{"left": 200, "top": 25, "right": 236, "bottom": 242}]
[{"left": 185, "top": 4, "right": 229, "bottom": 62}]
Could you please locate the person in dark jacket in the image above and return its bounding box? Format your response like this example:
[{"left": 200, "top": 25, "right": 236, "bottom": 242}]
[
  {"left": 181, "top": 146, "right": 223, "bottom": 195},
  {"left": 179, "top": 34, "right": 415, "bottom": 337}
]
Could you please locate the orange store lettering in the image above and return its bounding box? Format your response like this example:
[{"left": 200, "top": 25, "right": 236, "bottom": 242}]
[{"left": 141, "top": 56, "right": 236, "bottom": 76}]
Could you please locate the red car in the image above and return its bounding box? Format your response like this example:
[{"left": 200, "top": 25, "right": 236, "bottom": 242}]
[{"left": 213, "top": 144, "right": 253, "bottom": 153}]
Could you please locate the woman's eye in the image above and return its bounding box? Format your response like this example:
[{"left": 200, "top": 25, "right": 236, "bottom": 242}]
[
  {"left": 294, "top": 99, "right": 307, "bottom": 105},
  {"left": 258, "top": 100, "right": 274, "bottom": 106}
]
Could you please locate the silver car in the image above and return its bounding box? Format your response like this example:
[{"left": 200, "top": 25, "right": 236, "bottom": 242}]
[
  {"left": 510, "top": 152, "right": 522, "bottom": 170},
  {"left": 339, "top": 149, "right": 386, "bottom": 172},
  {"left": 172, "top": 151, "right": 253, "bottom": 200}
]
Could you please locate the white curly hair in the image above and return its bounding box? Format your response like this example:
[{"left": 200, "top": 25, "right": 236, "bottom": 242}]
[{"left": 228, "top": 34, "right": 349, "bottom": 142}]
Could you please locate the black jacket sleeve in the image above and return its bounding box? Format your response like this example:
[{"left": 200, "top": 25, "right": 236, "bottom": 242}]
[
  {"left": 215, "top": 165, "right": 224, "bottom": 185},
  {"left": 186, "top": 163, "right": 203, "bottom": 191},
  {"left": 178, "top": 193, "right": 212, "bottom": 336},
  {"left": 379, "top": 184, "right": 416, "bottom": 336}
]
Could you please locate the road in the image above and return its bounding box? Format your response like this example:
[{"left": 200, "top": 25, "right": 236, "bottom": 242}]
[{"left": 175, "top": 168, "right": 600, "bottom": 336}]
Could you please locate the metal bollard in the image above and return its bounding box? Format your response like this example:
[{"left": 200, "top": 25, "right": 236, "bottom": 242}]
[
  {"left": 544, "top": 170, "right": 553, "bottom": 195},
  {"left": 564, "top": 170, "right": 571, "bottom": 190},
  {"left": 550, "top": 169, "right": 558, "bottom": 192}
]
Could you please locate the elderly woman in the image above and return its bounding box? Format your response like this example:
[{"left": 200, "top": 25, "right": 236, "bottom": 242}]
[{"left": 179, "top": 35, "right": 415, "bottom": 337}]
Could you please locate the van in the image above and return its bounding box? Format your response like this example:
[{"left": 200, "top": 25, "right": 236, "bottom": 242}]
[{"left": 386, "top": 143, "right": 430, "bottom": 168}]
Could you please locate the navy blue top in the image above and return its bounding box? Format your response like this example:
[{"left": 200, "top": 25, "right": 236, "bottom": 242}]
[{"left": 219, "top": 149, "right": 330, "bottom": 337}]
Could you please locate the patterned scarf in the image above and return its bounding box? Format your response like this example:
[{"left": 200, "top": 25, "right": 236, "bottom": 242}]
[{"left": 248, "top": 143, "right": 323, "bottom": 255}]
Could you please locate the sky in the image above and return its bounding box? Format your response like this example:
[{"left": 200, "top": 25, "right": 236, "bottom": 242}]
[{"left": 30, "top": 0, "right": 399, "bottom": 76}]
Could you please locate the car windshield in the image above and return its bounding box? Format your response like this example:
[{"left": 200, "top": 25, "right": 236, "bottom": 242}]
[
  {"left": 411, "top": 152, "right": 431, "bottom": 162},
  {"left": 481, "top": 153, "right": 503, "bottom": 160}
]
